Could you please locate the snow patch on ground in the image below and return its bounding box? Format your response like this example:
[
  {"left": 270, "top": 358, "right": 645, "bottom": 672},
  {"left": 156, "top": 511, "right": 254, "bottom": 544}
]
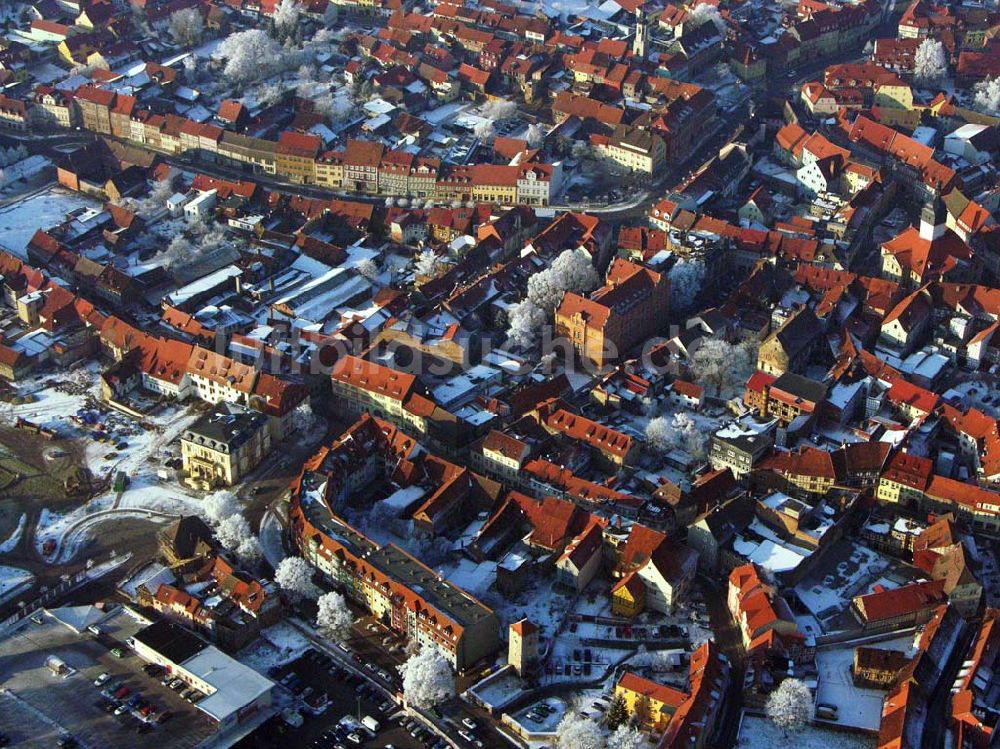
[
  {"left": 0, "top": 514, "right": 27, "bottom": 554},
  {"left": 0, "top": 564, "right": 34, "bottom": 602}
]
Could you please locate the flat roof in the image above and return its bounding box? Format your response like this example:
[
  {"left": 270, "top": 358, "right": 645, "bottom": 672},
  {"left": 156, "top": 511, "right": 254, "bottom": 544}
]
[
  {"left": 133, "top": 620, "right": 208, "bottom": 664},
  {"left": 181, "top": 647, "right": 274, "bottom": 722}
]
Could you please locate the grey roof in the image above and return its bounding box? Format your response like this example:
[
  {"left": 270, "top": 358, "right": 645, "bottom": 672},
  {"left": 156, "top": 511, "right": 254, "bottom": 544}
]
[
  {"left": 183, "top": 402, "right": 268, "bottom": 452},
  {"left": 771, "top": 371, "right": 828, "bottom": 403}
]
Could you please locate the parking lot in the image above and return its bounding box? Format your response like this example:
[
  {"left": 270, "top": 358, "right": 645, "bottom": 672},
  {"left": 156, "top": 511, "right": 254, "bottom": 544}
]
[
  {"left": 236, "top": 646, "right": 437, "bottom": 749},
  {"left": 0, "top": 607, "right": 214, "bottom": 749}
]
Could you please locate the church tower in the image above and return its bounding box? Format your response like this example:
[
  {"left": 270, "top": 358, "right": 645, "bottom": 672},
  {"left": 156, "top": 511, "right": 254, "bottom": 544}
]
[
  {"left": 633, "top": 6, "right": 647, "bottom": 58},
  {"left": 919, "top": 194, "right": 947, "bottom": 242}
]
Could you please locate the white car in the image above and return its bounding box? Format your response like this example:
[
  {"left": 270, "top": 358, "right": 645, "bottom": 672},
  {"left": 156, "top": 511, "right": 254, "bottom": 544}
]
[
  {"left": 93, "top": 673, "right": 110, "bottom": 687},
  {"left": 462, "top": 718, "right": 477, "bottom": 731},
  {"left": 347, "top": 733, "right": 362, "bottom": 745}
]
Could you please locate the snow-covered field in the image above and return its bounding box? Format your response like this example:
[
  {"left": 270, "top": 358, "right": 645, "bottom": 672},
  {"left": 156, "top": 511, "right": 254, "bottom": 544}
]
[
  {"left": 736, "top": 714, "right": 875, "bottom": 749},
  {"left": 0, "top": 564, "right": 34, "bottom": 602},
  {"left": 0, "top": 186, "right": 101, "bottom": 261}
]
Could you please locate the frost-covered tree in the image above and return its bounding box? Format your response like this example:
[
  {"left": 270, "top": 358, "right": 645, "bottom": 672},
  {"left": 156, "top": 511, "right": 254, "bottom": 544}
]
[
  {"left": 356, "top": 258, "right": 380, "bottom": 281},
  {"left": 913, "top": 38, "right": 947, "bottom": 84},
  {"left": 528, "top": 247, "right": 599, "bottom": 311},
  {"left": 973, "top": 76, "right": 1000, "bottom": 115},
  {"left": 215, "top": 514, "right": 251, "bottom": 550},
  {"left": 274, "top": 556, "right": 319, "bottom": 601},
  {"left": 157, "top": 234, "right": 195, "bottom": 270},
  {"left": 273, "top": 0, "right": 301, "bottom": 30},
  {"left": 689, "top": 338, "right": 751, "bottom": 396},
  {"left": 474, "top": 119, "right": 497, "bottom": 144},
  {"left": 766, "top": 677, "right": 812, "bottom": 736},
  {"left": 398, "top": 646, "right": 455, "bottom": 708},
  {"left": 525, "top": 122, "right": 546, "bottom": 148},
  {"left": 204, "top": 490, "right": 240, "bottom": 525},
  {"left": 214, "top": 30, "right": 283, "bottom": 86},
  {"left": 554, "top": 713, "right": 605, "bottom": 749},
  {"left": 479, "top": 99, "right": 518, "bottom": 121},
  {"left": 182, "top": 54, "right": 198, "bottom": 81},
  {"left": 607, "top": 726, "right": 648, "bottom": 749},
  {"left": 215, "top": 515, "right": 262, "bottom": 565},
  {"left": 687, "top": 2, "right": 726, "bottom": 33},
  {"left": 505, "top": 298, "right": 547, "bottom": 350},
  {"left": 316, "top": 591, "right": 353, "bottom": 639},
  {"left": 169, "top": 7, "right": 204, "bottom": 46},
  {"left": 414, "top": 249, "right": 442, "bottom": 278},
  {"left": 645, "top": 416, "right": 675, "bottom": 452},
  {"left": 669, "top": 258, "right": 706, "bottom": 312},
  {"left": 135, "top": 178, "right": 175, "bottom": 218},
  {"left": 505, "top": 248, "right": 599, "bottom": 349}
]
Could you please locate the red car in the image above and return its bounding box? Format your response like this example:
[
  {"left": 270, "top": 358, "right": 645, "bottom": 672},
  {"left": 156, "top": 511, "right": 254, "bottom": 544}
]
[{"left": 113, "top": 687, "right": 130, "bottom": 700}]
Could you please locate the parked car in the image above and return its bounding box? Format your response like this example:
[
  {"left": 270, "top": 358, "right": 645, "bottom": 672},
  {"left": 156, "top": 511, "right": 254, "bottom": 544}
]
[
  {"left": 461, "top": 718, "right": 476, "bottom": 731},
  {"left": 110, "top": 648, "right": 125, "bottom": 658},
  {"left": 93, "top": 672, "right": 110, "bottom": 687}
]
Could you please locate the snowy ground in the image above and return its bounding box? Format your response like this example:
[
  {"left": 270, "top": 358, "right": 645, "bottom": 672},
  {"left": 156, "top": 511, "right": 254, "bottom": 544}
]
[
  {"left": 259, "top": 510, "right": 287, "bottom": 571},
  {"left": 14, "top": 364, "right": 206, "bottom": 563},
  {"left": 238, "top": 620, "right": 313, "bottom": 674},
  {"left": 7, "top": 362, "right": 103, "bottom": 432},
  {"left": 494, "top": 572, "right": 574, "bottom": 639},
  {"left": 0, "top": 564, "right": 34, "bottom": 603},
  {"left": 736, "top": 714, "right": 875, "bottom": 748},
  {"left": 0, "top": 185, "right": 101, "bottom": 261},
  {"left": 0, "top": 514, "right": 27, "bottom": 554},
  {"left": 814, "top": 646, "right": 892, "bottom": 731}
]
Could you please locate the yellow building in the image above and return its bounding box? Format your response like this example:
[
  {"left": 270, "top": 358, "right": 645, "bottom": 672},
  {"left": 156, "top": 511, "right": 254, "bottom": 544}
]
[
  {"left": 611, "top": 572, "right": 645, "bottom": 617},
  {"left": 614, "top": 672, "right": 687, "bottom": 731},
  {"left": 595, "top": 126, "right": 666, "bottom": 175},
  {"left": 181, "top": 402, "right": 271, "bottom": 489}
]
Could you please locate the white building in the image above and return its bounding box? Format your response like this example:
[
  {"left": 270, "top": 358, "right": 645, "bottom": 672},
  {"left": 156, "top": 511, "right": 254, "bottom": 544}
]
[{"left": 130, "top": 620, "right": 274, "bottom": 731}]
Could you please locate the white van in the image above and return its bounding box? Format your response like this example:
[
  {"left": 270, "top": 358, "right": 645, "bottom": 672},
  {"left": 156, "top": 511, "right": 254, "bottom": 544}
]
[{"left": 362, "top": 715, "right": 380, "bottom": 733}]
